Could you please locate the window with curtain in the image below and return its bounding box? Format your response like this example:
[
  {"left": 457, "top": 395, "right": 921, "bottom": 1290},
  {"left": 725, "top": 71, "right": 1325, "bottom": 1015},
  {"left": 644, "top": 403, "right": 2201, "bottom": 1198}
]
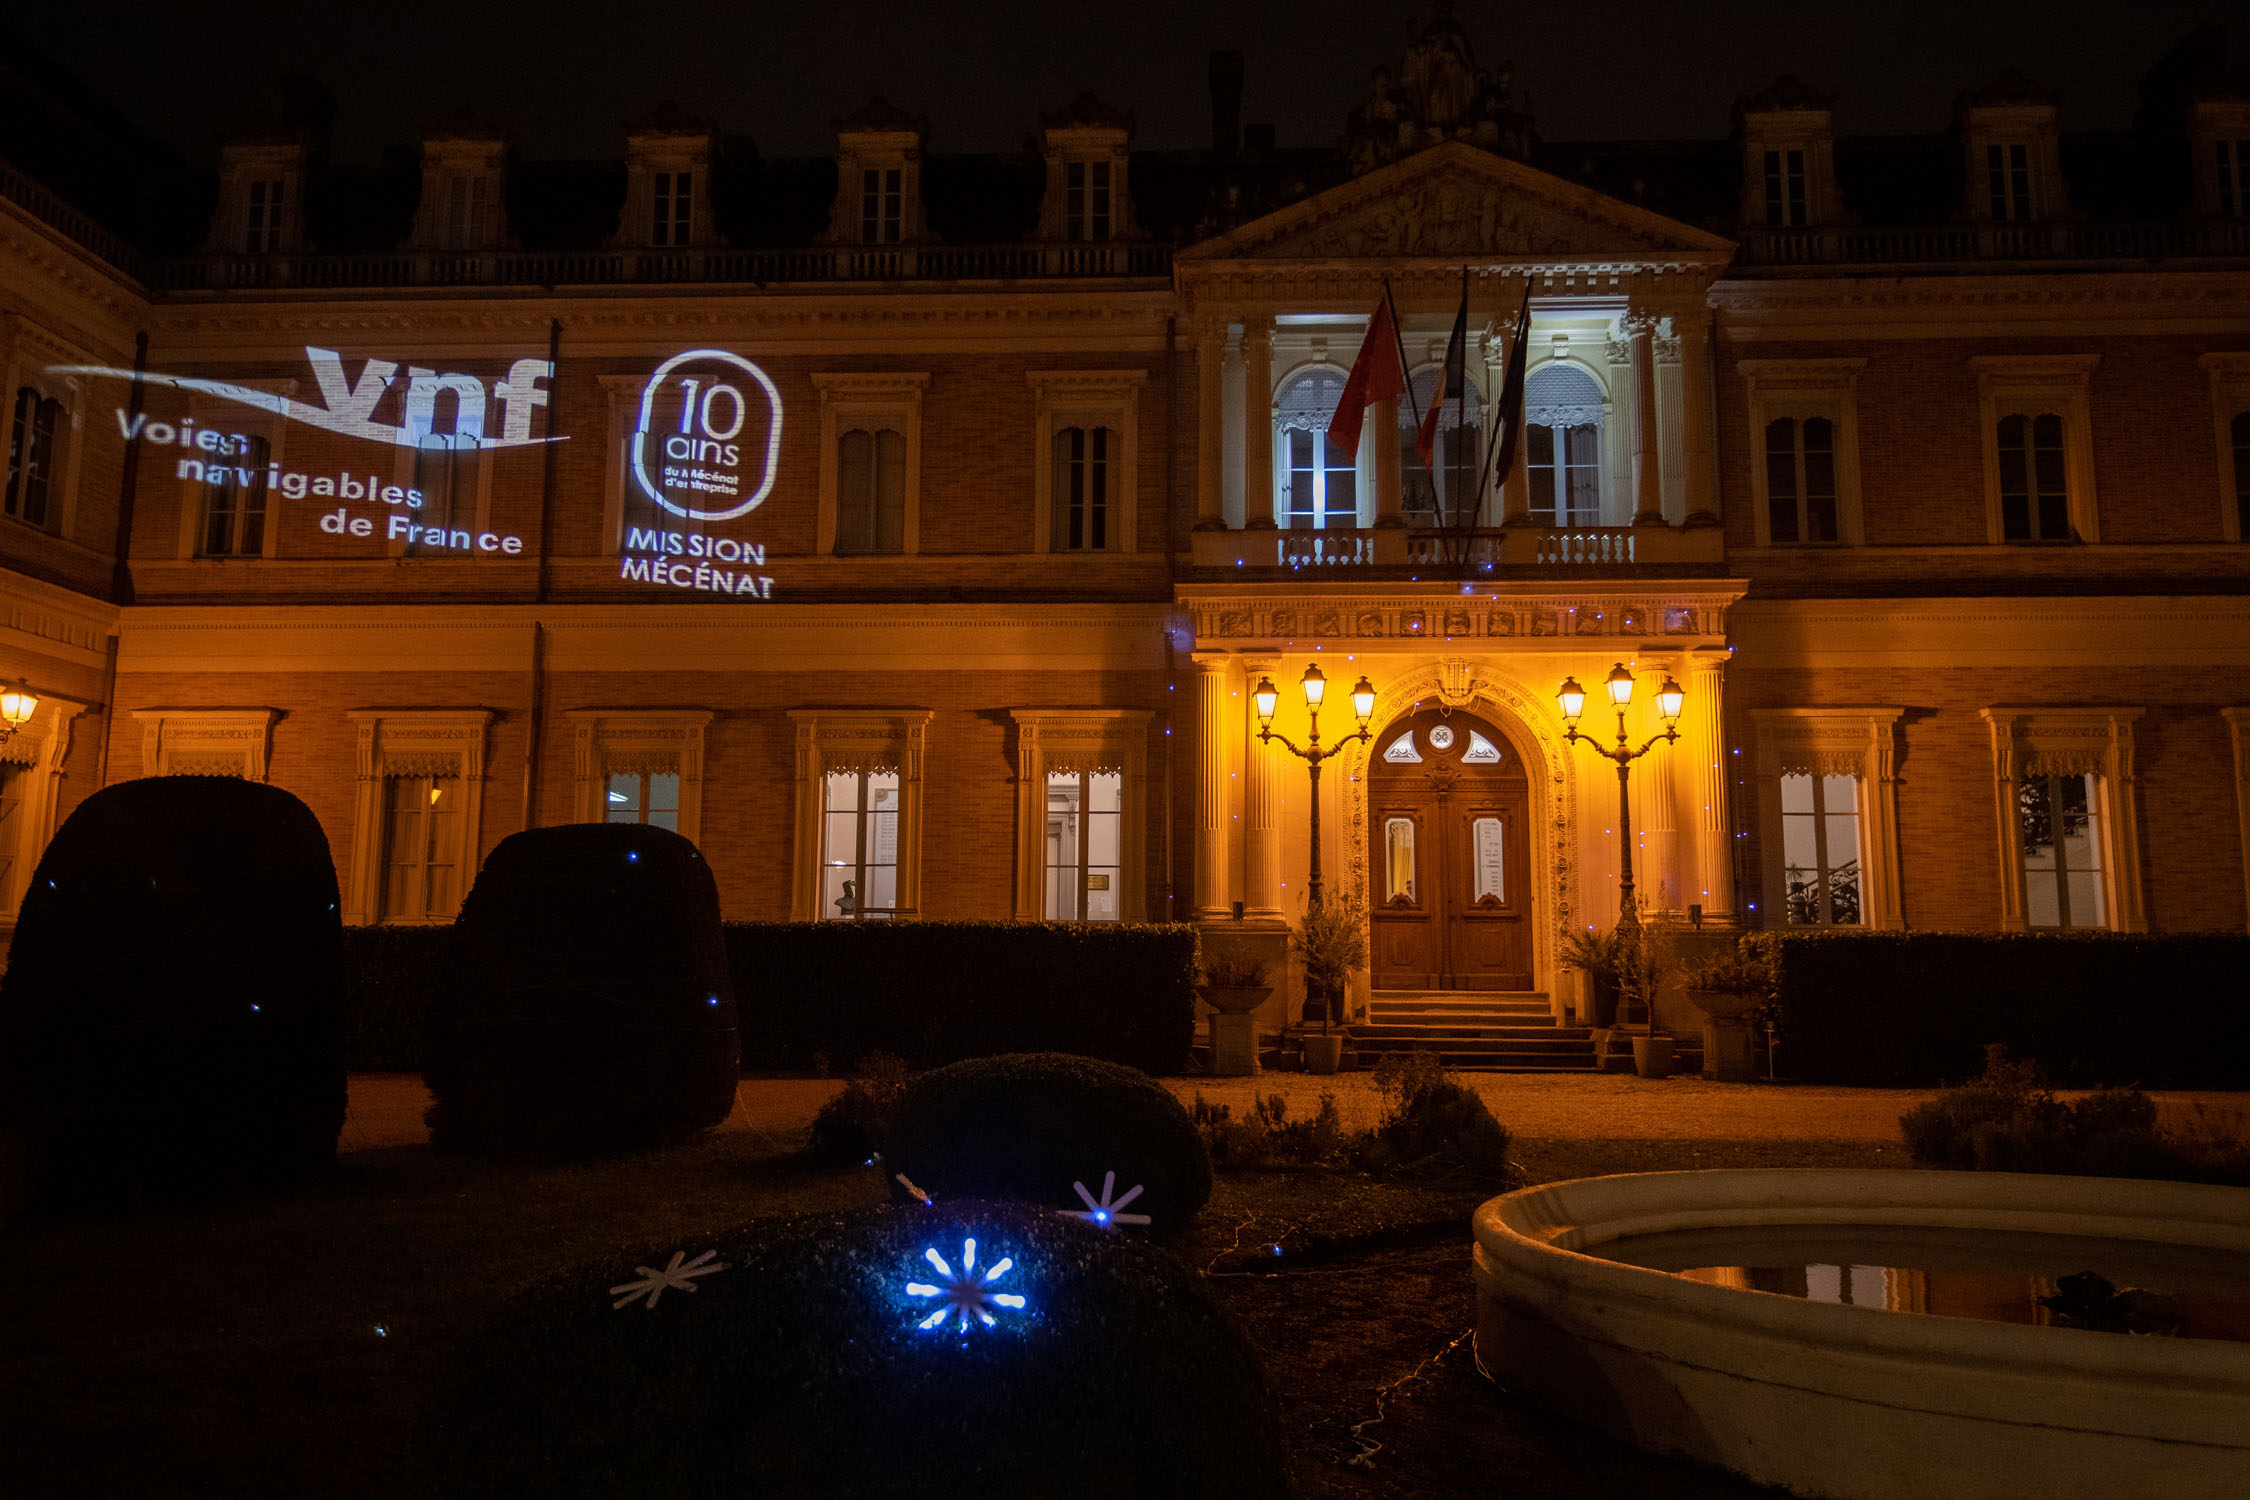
[
  {"left": 836, "top": 427, "right": 906, "bottom": 554},
  {"left": 411, "top": 431, "right": 475, "bottom": 544},
  {"left": 201, "top": 432, "right": 271, "bottom": 556},
  {"left": 1524, "top": 363, "right": 1603, "bottom": 526},
  {"left": 1065, "top": 161, "right": 1112, "bottom": 241},
  {"left": 861, "top": 168, "right": 902, "bottom": 243},
  {"left": 1765, "top": 416, "right": 1838, "bottom": 543},
  {"left": 382, "top": 773, "right": 462, "bottom": 920},
  {"left": 1997, "top": 411, "right": 2070, "bottom": 541},
  {"left": 6, "top": 386, "right": 61, "bottom": 530},
  {"left": 1399, "top": 364, "right": 1484, "bottom": 527},
  {"left": 1780, "top": 772, "right": 1862, "bottom": 925},
  {"left": 1763, "top": 148, "right": 1807, "bottom": 226},
  {"left": 1384, "top": 816, "right": 1416, "bottom": 904},
  {"left": 1275, "top": 369, "right": 1357, "bottom": 529},
  {"left": 823, "top": 769, "right": 899, "bottom": 919},
  {"left": 1044, "top": 770, "right": 1121, "bottom": 921},
  {"left": 1987, "top": 143, "right": 2033, "bottom": 221},
  {"left": 2018, "top": 770, "right": 2105, "bottom": 929},
  {"left": 651, "top": 171, "right": 692, "bottom": 246},
  {"left": 605, "top": 770, "right": 680, "bottom": 832},
  {"left": 1051, "top": 425, "right": 1114, "bottom": 550}
]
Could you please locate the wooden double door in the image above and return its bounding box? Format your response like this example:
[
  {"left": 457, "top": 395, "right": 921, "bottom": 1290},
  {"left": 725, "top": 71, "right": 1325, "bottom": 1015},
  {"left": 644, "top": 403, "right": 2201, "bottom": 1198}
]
[{"left": 1368, "top": 708, "right": 1534, "bottom": 991}]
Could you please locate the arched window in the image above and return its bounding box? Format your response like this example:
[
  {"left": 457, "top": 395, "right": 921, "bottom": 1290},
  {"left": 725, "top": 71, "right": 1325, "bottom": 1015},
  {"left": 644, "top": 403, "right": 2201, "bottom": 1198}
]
[
  {"left": 6, "top": 386, "right": 62, "bottom": 531},
  {"left": 1399, "top": 365, "right": 1484, "bottom": 526},
  {"left": 1524, "top": 364, "right": 1603, "bottom": 527},
  {"left": 1275, "top": 369, "right": 1358, "bottom": 530}
]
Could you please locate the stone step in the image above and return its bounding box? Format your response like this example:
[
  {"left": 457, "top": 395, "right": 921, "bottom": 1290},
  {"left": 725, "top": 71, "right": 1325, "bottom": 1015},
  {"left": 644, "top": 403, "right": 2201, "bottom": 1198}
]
[
  {"left": 1367, "top": 1007, "right": 1561, "bottom": 1025},
  {"left": 1353, "top": 1023, "right": 1590, "bottom": 1042}
]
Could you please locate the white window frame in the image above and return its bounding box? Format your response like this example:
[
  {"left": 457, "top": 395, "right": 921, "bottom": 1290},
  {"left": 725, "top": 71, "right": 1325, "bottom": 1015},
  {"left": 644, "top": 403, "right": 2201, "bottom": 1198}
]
[
  {"left": 564, "top": 709, "right": 712, "bottom": 843},
  {"left": 5, "top": 375, "right": 82, "bottom": 539},
  {"left": 623, "top": 137, "right": 709, "bottom": 251},
  {"left": 2199, "top": 353, "right": 2250, "bottom": 543},
  {"left": 812, "top": 373, "right": 927, "bottom": 556},
  {"left": 1740, "top": 359, "right": 1866, "bottom": 547},
  {"left": 1971, "top": 355, "right": 2100, "bottom": 544},
  {"left": 1007, "top": 708, "right": 1152, "bottom": 922},
  {"left": 787, "top": 709, "right": 930, "bottom": 920},
  {"left": 1272, "top": 362, "right": 1366, "bottom": 530},
  {"left": 1522, "top": 356, "right": 1612, "bottom": 528},
  {"left": 0, "top": 691, "right": 89, "bottom": 921},
  {"left": 133, "top": 707, "right": 278, "bottom": 779},
  {"left": 1980, "top": 708, "right": 2146, "bottom": 933},
  {"left": 343, "top": 709, "right": 493, "bottom": 926},
  {"left": 1750, "top": 708, "right": 1905, "bottom": 931},
  {"left": 1029, "top": 370, "right": 1143, "bottom": 555}
]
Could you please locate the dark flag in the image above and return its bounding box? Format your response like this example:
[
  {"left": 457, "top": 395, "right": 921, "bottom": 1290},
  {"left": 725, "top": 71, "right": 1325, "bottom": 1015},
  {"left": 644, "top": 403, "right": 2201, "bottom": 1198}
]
[
  {"left": 1326, "top": 292, "right": 1407, "bottom": 461},
  {"left": 1416, "top": 281, "right": 1467, "bottom": 473},
  {"left": 1484, "top": 279, "right": 1535, "bottom": 507}
]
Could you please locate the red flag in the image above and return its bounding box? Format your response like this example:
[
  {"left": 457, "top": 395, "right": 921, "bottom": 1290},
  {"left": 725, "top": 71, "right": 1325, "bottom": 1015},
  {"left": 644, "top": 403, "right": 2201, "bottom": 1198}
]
[
  {"left": 1326, "top": 295, "right": 1407, "bottom": 460},
  {"left": 1416, "top": 285, "right": 1467, "bottom": 472}
]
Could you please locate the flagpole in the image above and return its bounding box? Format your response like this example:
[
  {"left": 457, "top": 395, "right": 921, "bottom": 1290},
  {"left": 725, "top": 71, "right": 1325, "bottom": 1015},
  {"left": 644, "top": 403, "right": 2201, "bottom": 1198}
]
[{"left": 1385, "top": 279, "right": 1424, "bottom": 444}]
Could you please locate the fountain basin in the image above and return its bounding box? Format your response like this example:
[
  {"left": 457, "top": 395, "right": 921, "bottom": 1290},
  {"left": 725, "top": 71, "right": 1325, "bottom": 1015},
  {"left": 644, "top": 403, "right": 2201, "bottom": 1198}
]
[{"left": 1472, "top": 1169, "right": 2250, "bottom": 1500}]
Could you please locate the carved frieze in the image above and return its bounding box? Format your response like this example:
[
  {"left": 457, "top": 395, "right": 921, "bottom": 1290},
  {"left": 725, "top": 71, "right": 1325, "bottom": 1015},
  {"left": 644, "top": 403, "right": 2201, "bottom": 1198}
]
[{"left": 1184, "top": 589, "right": 1737, "bottom": 647}]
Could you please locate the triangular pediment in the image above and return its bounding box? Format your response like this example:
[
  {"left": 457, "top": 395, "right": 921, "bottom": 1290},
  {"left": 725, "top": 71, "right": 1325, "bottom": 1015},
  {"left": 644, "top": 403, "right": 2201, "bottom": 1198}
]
[{"left": 1179, "top": 141, "right": 1733, "bottom": 264}]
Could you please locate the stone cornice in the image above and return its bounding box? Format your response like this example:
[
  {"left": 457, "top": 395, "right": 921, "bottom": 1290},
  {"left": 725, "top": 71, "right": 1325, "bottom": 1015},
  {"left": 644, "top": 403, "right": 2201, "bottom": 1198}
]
[
  {"left": 1177, "top": 580, "right": 1744, "bottom": 649},
  {"left": 1713, "top": 270, "right": 2250, "bottom": 338}
]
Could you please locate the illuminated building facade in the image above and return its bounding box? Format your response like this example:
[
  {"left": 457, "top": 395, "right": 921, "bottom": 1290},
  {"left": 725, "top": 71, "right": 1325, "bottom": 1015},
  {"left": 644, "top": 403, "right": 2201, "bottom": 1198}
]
[{"left": 5, "top": 18, "right": 2250, "bottom": 1030}]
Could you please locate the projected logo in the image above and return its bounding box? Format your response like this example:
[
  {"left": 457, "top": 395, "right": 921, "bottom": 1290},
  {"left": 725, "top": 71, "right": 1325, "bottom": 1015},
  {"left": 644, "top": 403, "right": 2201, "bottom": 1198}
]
[{"left": 631, "top": 349, "right": 781, "bottom": 523}]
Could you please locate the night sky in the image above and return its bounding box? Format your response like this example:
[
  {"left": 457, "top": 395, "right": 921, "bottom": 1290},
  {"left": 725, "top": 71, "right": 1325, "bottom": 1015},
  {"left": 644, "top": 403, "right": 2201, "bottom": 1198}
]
[{"left": 12, "top": 0, "right": 2238, "bottom": 164}]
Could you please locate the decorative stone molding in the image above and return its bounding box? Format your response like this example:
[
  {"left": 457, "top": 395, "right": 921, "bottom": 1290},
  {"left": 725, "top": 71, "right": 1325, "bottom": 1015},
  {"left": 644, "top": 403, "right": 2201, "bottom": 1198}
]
[
  {"left": 812, "top": 372, "right": 929, "bottom": 556},
  {"left": 1739, "top": 358, "right": 1868, "bottom": 547},
  {"left": 785, "top": 708, "right": 931, "bottom": 921},
  {"left": 1181, "top": 587, "right": 1737, "bottom": 648},
  {"left": 1748, "top": 707, "right": 1906, "bottom": 930},
  {"left": 1979, "top": 707, "right": 2146, "bottom": 932},
  {"left": 133, "top": 707, "right": 278, "bottom": 780},
  {"left": 0, "top": 691, "right": 88, "bottom": 920},
  {"left": 563, "top": 709, "right": 714, "bottom": 843},
  {"left": 1007, "top": 708, "right": 1153, "bottom": 921},
  {"left": 341, "top": 708, "right": 495, "bottom": 925},
  {"left": 1027, "top": 369, "right": 1145, "bottom": 555}
]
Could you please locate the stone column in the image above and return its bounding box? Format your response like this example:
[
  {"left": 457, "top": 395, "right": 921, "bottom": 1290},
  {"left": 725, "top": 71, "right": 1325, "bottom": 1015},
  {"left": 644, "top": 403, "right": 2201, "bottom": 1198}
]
[
  {"left": 1241, "top": 652, "right": 1283, "bottom": 919},
  {"left": 1676, "top": 297, "right": 1721, "bottom": 528},
  {"left": 1193, "top": 652, "right": 1234, "bottom": 915},
  {"left": 1689, "top": 649, "right": 1736, "bottom": 922},
  {"left": 1194, "top": 314, "right": 1228, "bottom": 530},
  {"left": 1627, "top": 306, "right": 1664, "bottom": 526},
  {"left": 1643, "top": 718, "right": 1680, "bottom": 914},
  {"left": 1242, "top": 316, "right": 1276, "bottom": 529}
]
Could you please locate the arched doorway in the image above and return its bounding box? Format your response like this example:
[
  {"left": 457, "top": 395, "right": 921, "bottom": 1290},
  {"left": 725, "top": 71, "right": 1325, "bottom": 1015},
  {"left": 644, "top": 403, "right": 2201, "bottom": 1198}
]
[{"left": 1367, "top": 706, "right": 1534, "bottom": 990}]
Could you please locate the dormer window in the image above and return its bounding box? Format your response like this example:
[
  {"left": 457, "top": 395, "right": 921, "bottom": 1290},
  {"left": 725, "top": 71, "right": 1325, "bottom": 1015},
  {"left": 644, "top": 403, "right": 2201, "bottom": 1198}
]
[
  {"left": 652, "top": 171, "right": 693, "bottom": 246},
  {"left": 243, "top": 179, "right": 285, "bottom": 253},
  {"left": 443, "top": 174, "right": 489, "bottom": 249},
  {"left": 1763, "top": 149, "right": 1807, "bottom": 227},
  {"left": 1987, "top": 144, "right": 2033, "bottom": 221},
  {"left": 1065, "top": 161, "right": 1112, "bottom": 241},
  {"left": 860, "top": 168, "right": 902, "bottom": 243}
]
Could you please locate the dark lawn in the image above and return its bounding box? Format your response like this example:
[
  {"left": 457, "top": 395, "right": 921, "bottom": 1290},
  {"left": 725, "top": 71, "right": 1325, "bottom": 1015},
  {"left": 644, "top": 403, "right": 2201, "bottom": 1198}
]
[{"left": 0, "top": 1128, "right": 1898, "bottom": 1498}]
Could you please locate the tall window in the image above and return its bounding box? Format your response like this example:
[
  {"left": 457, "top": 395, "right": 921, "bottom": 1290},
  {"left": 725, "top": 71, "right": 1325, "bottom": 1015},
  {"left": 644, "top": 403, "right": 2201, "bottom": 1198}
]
[
  {"left": 2233, "top": 411, "right": 2250, "bottom": 538},
  {"left": 411, "top": 432, "right": 475, "bottom": 545},
  {"left": 243, "top": 178, "right": 284, "bottom": 252},
  {"left": 1996, "top": 412, "right": 2070, "bottom": 541},
  {"left": 836, "top": 427, "right": 906, "bottom": 554},
  {"left": 2017, "top": 771, "right": 2105, "bottom": 929},
  {"left": 1276, "top": 369, "right": 1357, "bottom": 529},
  {"left": 1987, "top": 143, "right": 2033, "bottom": 221},
  {"left": 200, "top": 433, "right": 270, "bottom": 556},
  {"left": 1763, "top": 148, "right": 1808, "bottom": 227},
  {"left": 1400, "top": 365, "right": 1483, "bottom": 527},
  {"left": 1045, "top": 770, "right": 1121, "bottom": 921},
  {"left": 1764, "top": 417, "right": 1838, "bottom": 544},
  {"left": 1525, "top": 363, "right": 1603, "bottom": 527},
  {"left": 2218, "top": 140, "right": 2248, "bottom": 218},
  {"left": 1780, "top": 772, "right": 1862, "bottom": 926},
  {"left": 606, "top": 771, "right": 680, "bottom": 832},
  {"left": 1051, "top": 425, "right": 1113, "bottom": 551},
  {"left": 382, "top": 774, "right": 461, "bottom": 920},
  {"left": 1065, "top": 160, "right": 1112, "bottom": 241},
  {"left": 651, "top": 171, "right": 692, "bottom": 246},
  {"left": 823, "top": 770, "right": 898, "bottom": 920},
  {"left": 6, "top": 386, "right": 61, "bottom": 530},
  {"left": 861, "top": 168, "right": 902, "bottom": 243},
  {"left": 1384, "top": 816, "right": 1416, "bottom": 904},
  {"left": 444, "top": 173, "right": 489, "bottom": 249}
]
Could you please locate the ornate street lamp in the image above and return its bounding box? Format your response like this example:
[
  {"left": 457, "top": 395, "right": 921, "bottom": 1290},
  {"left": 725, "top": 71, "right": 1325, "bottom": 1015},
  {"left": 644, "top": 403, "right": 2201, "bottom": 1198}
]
[
  {"left": 1557, "top": 662, "right": 1684, "bottom": 942},
  {"left": 1253, "top": 664, "right": 1377, "bottom": 911},
  {"left": 0, "top": 680, "right": 38, "bottom": 745}
]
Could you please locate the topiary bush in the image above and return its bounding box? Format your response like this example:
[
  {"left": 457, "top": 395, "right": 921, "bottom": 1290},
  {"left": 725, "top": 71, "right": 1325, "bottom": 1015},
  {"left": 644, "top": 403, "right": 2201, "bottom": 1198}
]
[
  {"left": 339, "top": 924, "right": 453, "bottom": 1071},
  {"left": 414, "top": 1201, "right": 1287, "bottom": 1500},
  {"left": 426, "top": 823, "right": 738, "bottom": 1156},
  {"left": 804, "top": 1051, "right": 915, "bottom": 1167},
  {"left": 884, "top": 1053, "right": 1212, "bottom": 1235},
  {"left": 0, "top": 776, "right": 345, "bottom": 1207}
]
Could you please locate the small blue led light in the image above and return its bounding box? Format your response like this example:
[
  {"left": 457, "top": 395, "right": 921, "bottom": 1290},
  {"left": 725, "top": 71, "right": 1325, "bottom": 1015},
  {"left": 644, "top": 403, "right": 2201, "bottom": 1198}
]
[
  {"left": 707, "top": 996, "right": 720, "bottom": 1007},
  {"left": 249, "top": 1004, "right": 262, "bottom": 1014},
  {"left": 1270, "top": 1244, "right": 1283, "bottom": 1257},
  {"left": 627, "top": 851, "right": 639, "bottom": 863},
  {"left": 373, "top": 1324, "right": 388, "bottom": 1337}
]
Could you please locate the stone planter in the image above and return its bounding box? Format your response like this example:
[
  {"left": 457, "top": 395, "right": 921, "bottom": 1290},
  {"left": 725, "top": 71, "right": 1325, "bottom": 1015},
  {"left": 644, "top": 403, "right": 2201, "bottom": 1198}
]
[
  {"left": 1684, "top": 988, "right": 1761, "bottom": 1083},
  {"left": 1197, "top": 984, "right": 1271, "bottom": 1016},
  {"left": 1196, "top": 985, "right": 1271, "bottom": 1076},
  {"left": 1631, "top": 1032, "right": 1675, "bottom": 1079},
  {"left": 1302, "top": 1032, "right": 1345, "bottom": 1074}
]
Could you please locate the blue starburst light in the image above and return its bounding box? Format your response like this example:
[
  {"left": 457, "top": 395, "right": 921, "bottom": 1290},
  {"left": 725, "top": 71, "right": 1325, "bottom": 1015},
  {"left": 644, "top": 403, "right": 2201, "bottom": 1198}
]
[{"left": 903, "top": 1237, "right": 1026, "bottom": 1333}]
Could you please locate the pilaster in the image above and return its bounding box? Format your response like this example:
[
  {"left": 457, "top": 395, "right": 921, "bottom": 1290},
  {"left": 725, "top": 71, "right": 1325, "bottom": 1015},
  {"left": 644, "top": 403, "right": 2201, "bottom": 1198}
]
[
  {"left": 1242, "top": 317, "right": 1276, "bottom": 530},
  {"left": 1193, "top": 652, "right": 1234, "bottom": 915},
  {"left": 1626, "top": 306, "right": 1664, "bottom": 527},
  {"left": 1675, "top": 298, "right": 1720, "bottom": 527},
  {"left": 1194, "top": 314, "right": 1228, "bottom": 530},
  {"left": 1241, "top": 652, "right": 1284, "bottom": 919},
  {"left": 1689, "top": 650, "right": 1736, "bottom": 922}
]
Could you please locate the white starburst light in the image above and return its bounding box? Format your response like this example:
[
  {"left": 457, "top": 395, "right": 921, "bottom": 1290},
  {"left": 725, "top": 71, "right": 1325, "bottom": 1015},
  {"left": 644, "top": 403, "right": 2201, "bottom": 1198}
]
[
  {"left": 1062, "top": 1170, "right": 1150, "bottom": 1227},
  {"left": 609, "top": 1249, "right": 728, "bottom": 1311},
  {"left": 904, "top": 1237, "right": 1027, "bottom": 1332}
]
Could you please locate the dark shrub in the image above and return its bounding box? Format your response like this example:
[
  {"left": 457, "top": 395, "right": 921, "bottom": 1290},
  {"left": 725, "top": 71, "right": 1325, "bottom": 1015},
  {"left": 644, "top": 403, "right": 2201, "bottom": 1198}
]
[
  {"left": 1359, "top": 1075, "right": 1512, "bottom": 1183},
  {"left": 426, "top": 823, "right": 737, "bottom": 1156},
  {"left": 339, "top": 924, "right": 452, "bottom": 1071},
  {"left": 726, "top": 921, "right": 1197, "bottom": 1074},
  {"left": 415, "top": 1201, "right": 1287, "bottom": 1500},
  {"left": 1192, "top": 1090, "right": 1345, "bottom": 1168},
  {"left": 1761, "top": 931, "right": 2250, "bottom": 1087},
  {"left": 804, "top": 1051, "right": 914, "bottom": 1166},
  {"left": 0, "top": 776, "right": 344, "bottom": 1206},
  {"left": 885, "top": 1053, "right": 1211, "bottom": 1234}
]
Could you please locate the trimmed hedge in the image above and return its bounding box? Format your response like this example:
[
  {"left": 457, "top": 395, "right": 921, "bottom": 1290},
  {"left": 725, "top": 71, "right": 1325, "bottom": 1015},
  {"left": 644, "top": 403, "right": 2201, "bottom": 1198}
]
[
  {"left": 415, "top": 1201, "right": 1286, "bottom": 1500},
  {"left": 885, "top": 1052, "right": 1213, "bottom": 1235},
  {"left": 727, "top": 921, "right": 1198, "bottom": 1074},
  {"left": 427, "top": 823, "right": 739, "bottom": 1155},
  {"left": 1762, "top": 931, "right": 2250, "bottom": 1088},
  {"left": 0, "top": 776, "right": 345, "bottom": 1206}
]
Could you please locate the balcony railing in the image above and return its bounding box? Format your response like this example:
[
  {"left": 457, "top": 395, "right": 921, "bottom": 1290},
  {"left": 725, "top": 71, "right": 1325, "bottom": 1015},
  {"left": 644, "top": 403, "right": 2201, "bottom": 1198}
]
[
  {"left": 1197, "top": 524, "right": 1700, "bottom": 572},
  {"left": 1739, "top": 219, "right": 2250, "bottom": 267}
]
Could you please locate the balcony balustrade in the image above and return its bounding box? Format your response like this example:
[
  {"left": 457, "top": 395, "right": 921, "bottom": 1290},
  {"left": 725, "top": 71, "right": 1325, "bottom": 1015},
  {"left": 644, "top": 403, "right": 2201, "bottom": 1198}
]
[{"left": 1192, "top": 523, "right": 1718, "bottom": 573}]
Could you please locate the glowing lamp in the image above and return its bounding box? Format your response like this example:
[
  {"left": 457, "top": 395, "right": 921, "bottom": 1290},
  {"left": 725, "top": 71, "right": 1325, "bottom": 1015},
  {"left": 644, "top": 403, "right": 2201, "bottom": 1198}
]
[
  {"left": 1351, "top": 676, "right": 1376, "bottom": 729},
  {"left": 1656, "top": 675, "right": 1685, "bottom": 726},
  {"left": 1252, "top": 676, "right": 1279, "bottom": 729},
  {"left": 1300, "top": 662, "right": 1326, "bottom": 711},
  {"left": 1605, "top": 663, "right": 1635, "bottom": 708},
  {"left": 1556, "top": 676, "right": 1585, "bottom": 726},
  {"left": 0, "top": 680, "right": 36, "bottom": 730}
]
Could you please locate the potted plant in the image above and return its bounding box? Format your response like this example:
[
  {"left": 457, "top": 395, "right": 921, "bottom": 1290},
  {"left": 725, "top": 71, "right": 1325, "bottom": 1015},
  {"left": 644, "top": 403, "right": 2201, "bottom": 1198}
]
[
  {"left": 1291, "top": 894, "right": 1366, "bottom": 1076},
  {"left": 1678, "top": 937, "right": 1774, "bottom": 1082},
  {"left": 1558, "top": 928, "right": 1623, "bottom": 1029},
  {"left": 1195, "top": 954, "right": 1272, "bottom": 1077},
  {"left": 1615, "top": 915, "right": 1676, "bottom": 1079}
]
